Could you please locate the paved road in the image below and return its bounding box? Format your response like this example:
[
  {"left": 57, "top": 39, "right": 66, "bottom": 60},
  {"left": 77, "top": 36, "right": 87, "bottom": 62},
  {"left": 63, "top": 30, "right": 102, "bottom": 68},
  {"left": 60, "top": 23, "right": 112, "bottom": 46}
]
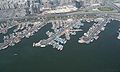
[{"left": 0, "top": 10, "right": 120, "bottom": 22}]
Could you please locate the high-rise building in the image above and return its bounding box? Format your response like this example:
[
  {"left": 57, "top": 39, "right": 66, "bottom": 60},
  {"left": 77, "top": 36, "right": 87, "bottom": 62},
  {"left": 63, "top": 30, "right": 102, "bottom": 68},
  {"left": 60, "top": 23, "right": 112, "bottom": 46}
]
[
  {"left": 39, "top": 0, "right": 50, "bottom": 8},
  {"left": 75, "top": 0, "right": 84, "bottom": 8},
  {"left": 59, "top": 0, "right": 74, "bottom": 5},
  {"left": 49, "top": 0, "right": 59, "bottom": 7},
  {"left": 0, "top": 0, "right": 28, "bottom": 9},
  {"left": 83, "top": 0, "right": 103, "bottom": 5}
]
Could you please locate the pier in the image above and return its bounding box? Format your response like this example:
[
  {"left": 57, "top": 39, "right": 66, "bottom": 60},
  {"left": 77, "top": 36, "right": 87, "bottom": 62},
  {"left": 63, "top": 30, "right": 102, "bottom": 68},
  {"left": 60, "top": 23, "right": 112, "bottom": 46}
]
[
  {"left": 0, "top": 18, "right": 48, "bottom": 50},
  {"left": 78, "top": 17, "right": 110, "bottom": 44},
  {"left": 33, "top": 19, "right": 84, "bottom": 50},
  {"left": 0, "top": 1, "right": 120, "bottom": 50}
]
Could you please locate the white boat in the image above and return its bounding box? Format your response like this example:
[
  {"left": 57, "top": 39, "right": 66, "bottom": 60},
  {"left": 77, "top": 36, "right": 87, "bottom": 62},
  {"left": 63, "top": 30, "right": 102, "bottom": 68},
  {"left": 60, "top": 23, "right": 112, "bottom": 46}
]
[
  {"left": 117, "top": 33, "right": 120, "bottom": 39},
  {"left": 2, "top": 45, "right": 8, "bottom": 49},
  {"left": 78, "top": 37, "right": 85, "bottom": 43},
  {"left": 101, "top": 27, "right": 105, "bottom": 31},
  {"left": 94, "top": 36, "right": 99, "bottom": 40}
]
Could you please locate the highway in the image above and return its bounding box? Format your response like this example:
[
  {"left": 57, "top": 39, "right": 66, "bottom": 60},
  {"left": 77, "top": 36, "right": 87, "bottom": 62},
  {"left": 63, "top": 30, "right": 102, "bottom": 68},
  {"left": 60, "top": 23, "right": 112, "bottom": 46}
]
[{"left": 1, "top": 9, "right": 120, "bottom": 22}]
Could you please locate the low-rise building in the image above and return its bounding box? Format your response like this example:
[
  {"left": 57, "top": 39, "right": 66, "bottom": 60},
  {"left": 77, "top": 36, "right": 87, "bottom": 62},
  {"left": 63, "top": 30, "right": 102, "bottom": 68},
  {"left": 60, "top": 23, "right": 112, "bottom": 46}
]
[
  {"left": 0, "top": 0, "right": 28, "bottom": 10},
  {"left": 43, "top": 5, "right": 77, "bottom": 14}
]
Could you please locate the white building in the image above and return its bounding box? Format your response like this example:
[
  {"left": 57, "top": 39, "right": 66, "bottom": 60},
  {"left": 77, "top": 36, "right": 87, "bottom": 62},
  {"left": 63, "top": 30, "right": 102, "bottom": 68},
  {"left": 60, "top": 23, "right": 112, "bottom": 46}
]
[
  {"left": 0, "top": 0, "right": 28, "bottom": 18},
  {"left": 59, "top": 0, "right": 74, "bottom": 5},
  {"left": 84, "top": 0, "right": 103, "bottom": 5},
  {"left": 0, "top": 0, "right": 28, "bottom": 10},
  {"left": 43, "top": 5, "right": 77, "bottom": 14}
]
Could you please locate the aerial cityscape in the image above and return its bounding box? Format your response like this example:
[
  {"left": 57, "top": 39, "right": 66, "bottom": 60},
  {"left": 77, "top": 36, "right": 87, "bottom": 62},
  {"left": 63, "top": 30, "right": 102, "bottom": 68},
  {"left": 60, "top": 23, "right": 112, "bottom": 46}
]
[
  {"left": 1, "top": 0, "right": 120, "bottom": 72},
  {"left": 0, "top": 0, "right": 120, "bottom": 51}
]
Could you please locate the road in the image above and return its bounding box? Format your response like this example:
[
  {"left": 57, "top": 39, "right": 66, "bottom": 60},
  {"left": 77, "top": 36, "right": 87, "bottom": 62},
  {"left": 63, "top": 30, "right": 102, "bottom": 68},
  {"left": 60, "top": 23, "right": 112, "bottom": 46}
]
[{"left": 1, "top": 9, "right": 120, "bottom": 22}]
